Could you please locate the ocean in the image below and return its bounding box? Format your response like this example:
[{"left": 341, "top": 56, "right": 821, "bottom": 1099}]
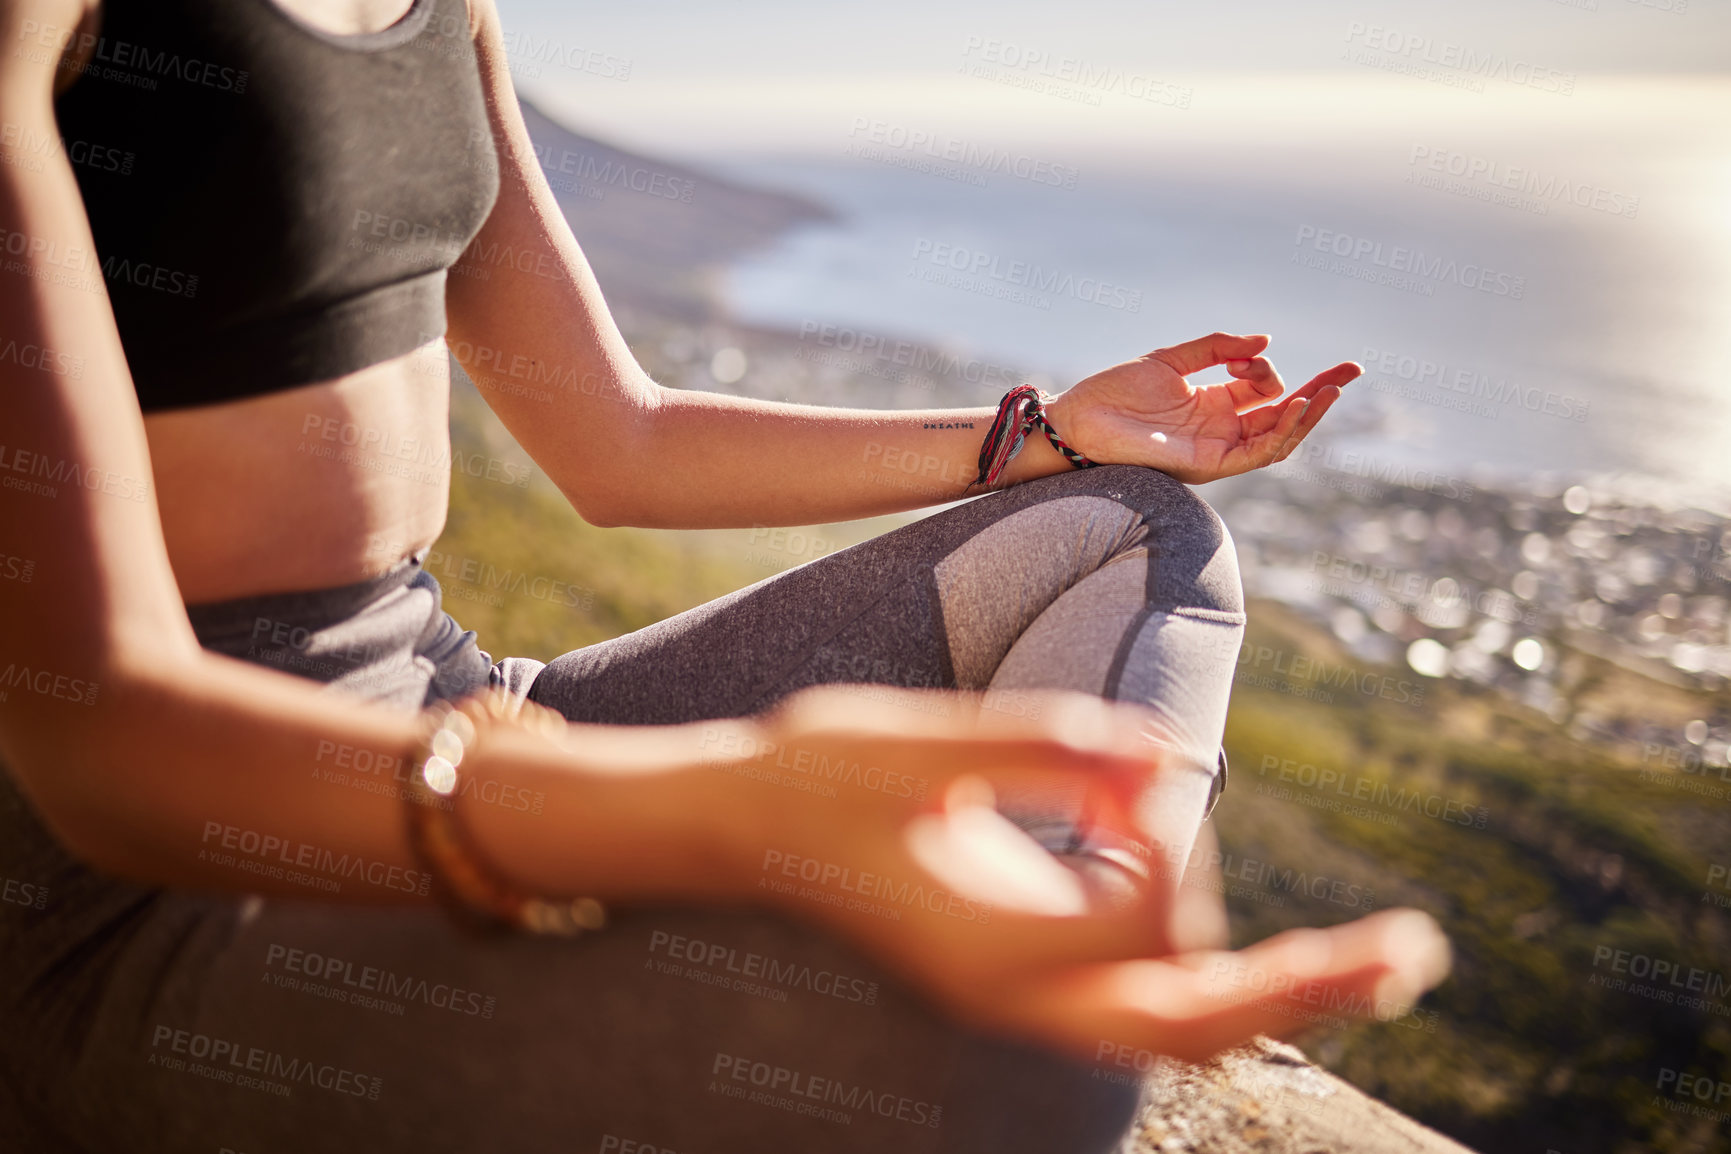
[{"left": 708, "top": 146, "right": 1731, "bottom": 506}]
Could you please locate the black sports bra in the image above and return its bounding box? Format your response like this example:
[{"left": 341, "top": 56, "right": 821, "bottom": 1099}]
[{"left": 52, "top": 0, "right": 500, "bottom": 411}]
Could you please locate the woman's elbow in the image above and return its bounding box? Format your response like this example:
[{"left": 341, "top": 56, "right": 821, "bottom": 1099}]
[
  {"left": 561, "top": 481, "right": 639, "bottom": 529},
  {"left": 558, "top": 392, "right": 663, "bottom": 528}
]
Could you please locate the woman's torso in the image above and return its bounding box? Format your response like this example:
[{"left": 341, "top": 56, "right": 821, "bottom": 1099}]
[
  {"left": 142, "top": 351, "right": 452, "bottom": 605},
  {"left": 55, "top": 0, "right": 488, "bottom": 605}
]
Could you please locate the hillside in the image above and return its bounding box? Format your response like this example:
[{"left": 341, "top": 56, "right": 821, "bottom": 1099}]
[
  {"left": 429, "top": 101, "right": 1731, "bottom": 1153},
  {"left": 436, "top": 373, "right": 1730, "bottom": 1153},
  {"left": 518, "top": 98, "right": 836, "bottom": 322}
]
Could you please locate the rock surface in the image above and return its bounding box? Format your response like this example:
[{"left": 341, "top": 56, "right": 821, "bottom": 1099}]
[{"left": 1127, "top": 1037, "right": 1478, "bottom": 1154}]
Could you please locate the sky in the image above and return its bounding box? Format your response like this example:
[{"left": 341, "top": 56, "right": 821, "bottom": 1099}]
[
  {"left": 495, "top": 0, "right": 1730, "bottom": 155},
  {"left": 497, "top": 0, "right": 1728, "bottom": 78},
  {"left": 493, "top": 0, "right": 1730, "bottom": 232},
  {"left": 488, "top": 0, "right": 1731, "bottom": 497}
]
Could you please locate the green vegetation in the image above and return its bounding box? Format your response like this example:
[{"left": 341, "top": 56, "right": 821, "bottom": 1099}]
[
  {"left": 1218, "top": 605, "right": 1731, "bottom": 1154},
  {"left": 433, "top": 376, "right": 768, "bottom": 660},
  {"left": 437, "top": 382, "right": 1731, "bottom": 1154}
]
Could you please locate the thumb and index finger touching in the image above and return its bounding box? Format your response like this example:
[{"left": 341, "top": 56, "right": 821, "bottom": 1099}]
[
  {"left": 1151, "top": 331, "right": 1272, "bottom": 377},
  {"left": 1152, "top": 331, "right": 1363, "bottom": 411}
]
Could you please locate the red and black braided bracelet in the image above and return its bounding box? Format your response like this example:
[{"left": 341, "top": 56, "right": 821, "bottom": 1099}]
[{"left": 972, "top": 385, "right": 1098, "bottom": 488}]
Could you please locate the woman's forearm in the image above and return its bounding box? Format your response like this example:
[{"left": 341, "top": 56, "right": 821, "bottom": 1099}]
[
  {"left": 598, "top": 387, "right": 1077, "bottom": 529},
  {"left": 16, "top": 647, "right": 758, "bottom": 906}
]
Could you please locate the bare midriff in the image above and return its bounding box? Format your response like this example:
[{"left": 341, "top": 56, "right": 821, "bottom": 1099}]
[{"left": 143, "top": 343, "right": 453, "bottom": 604}]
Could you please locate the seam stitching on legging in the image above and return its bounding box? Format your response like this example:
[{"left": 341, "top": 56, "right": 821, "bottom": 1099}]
[
  {"left": 922, "top": 563, "right": 957, "bottom": 690},
  {"left": 1169, "top": 607, "right": 1247, "bottom": 624}
]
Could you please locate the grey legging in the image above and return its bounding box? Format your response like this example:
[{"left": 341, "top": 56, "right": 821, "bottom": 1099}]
[{"left": 0, "top": 464, "right": 1244, "bottom": 1154}]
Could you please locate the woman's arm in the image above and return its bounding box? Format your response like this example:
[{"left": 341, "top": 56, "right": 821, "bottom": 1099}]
[
  {"left": 0, "top": 5, "right": 1275, "bottom": 918},
  {"left": 0, "top": 0, "right": 750, "bottom": 905},
  {"left": 447, "top": 1, "right": 1354, "bottom": 531},
  {"left": 0, "top": 0, "right": 1444, "bottom": 1065}
]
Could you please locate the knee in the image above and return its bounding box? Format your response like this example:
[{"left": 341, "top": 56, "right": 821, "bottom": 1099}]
[{"left": 1086, "top": 465, "right": 1243, "bottom": 617}]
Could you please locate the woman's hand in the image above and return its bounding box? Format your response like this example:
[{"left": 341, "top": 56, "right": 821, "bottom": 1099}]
[
  {"left": 723, "top": 685, "right": 1449, "bottom": 1067},
  {"left": 1043, "top": 332, "right": 1359, "bottom": 485}
]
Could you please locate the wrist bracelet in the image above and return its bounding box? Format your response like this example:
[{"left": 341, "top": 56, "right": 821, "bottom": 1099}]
[
  {"left": 973, "top": 385, "right": 1098, "bottom": 488},
  {"left": 403, "top": 688, "right": 606, "bottom": 937}
]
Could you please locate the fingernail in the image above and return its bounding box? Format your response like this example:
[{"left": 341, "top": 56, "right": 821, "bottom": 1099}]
[
  {"left": 1226, "top": 359, "right": 1251, "bottom": 372},
  {"left": 944, "top": 774, "right": 997, "bottom": 813},
  {"left": 1372, "top": 969, "right": 1422, "bottom": 1013},
  {"left": 1385, "top": 910, "right": 1453, "bottom": 989}
]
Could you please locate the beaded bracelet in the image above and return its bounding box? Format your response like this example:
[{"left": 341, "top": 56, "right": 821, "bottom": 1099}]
[
  {"left": 403, "top": 688, "right": 606, "bottom": 937},
  {"left": 973, "top": 384, "right": 1098, "bottom": 488}
]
